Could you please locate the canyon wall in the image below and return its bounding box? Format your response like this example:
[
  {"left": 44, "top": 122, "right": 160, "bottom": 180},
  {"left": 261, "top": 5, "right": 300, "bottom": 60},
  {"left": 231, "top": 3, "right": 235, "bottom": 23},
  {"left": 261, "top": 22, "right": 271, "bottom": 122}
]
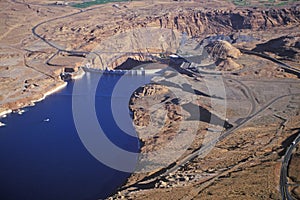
[{"left": 50, "top": 5, "right": 300, "bottom": 69}]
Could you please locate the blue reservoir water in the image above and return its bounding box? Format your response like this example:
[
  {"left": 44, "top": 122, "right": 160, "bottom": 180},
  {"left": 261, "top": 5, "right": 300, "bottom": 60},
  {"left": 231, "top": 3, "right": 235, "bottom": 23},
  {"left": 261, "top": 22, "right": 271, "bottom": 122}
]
[{"left": 0, "top": 72, "right": 152, "bottom": 200}]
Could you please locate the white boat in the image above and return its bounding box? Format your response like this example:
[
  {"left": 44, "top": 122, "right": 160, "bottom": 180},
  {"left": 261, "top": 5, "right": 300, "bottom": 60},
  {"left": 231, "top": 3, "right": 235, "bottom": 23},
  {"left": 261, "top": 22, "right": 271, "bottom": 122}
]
[
  {"left": 17, "top": 109, "right": 25, "bottom": 115},
  {"left": 13, "top": 109, "right": 26, "bottom": 115},
  {"left": 43, "top": 118, "right": 50, "bottom": 122},
  {"left": 0, "top": 122, "right": 6, "bottom": 127}
]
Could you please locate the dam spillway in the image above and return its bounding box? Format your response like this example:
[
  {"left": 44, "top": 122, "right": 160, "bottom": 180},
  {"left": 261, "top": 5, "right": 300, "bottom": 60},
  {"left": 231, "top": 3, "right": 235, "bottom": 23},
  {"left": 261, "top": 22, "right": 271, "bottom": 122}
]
[{"left": 82, "top": 66, "right": 162, "bottom": 76}]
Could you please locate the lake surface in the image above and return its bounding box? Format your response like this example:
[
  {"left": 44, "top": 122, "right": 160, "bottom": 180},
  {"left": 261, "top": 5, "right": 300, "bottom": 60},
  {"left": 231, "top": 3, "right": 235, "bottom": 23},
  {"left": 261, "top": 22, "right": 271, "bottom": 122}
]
[{"left": 0, "top": 72, "right": 152, "bottom": 200}]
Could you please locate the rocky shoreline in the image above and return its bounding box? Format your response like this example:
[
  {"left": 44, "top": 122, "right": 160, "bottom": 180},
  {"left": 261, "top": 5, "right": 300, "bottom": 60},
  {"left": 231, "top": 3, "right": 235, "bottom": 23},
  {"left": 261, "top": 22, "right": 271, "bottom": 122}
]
[{"left": 0, "top": 81, "right": 67, "bottom": 118}]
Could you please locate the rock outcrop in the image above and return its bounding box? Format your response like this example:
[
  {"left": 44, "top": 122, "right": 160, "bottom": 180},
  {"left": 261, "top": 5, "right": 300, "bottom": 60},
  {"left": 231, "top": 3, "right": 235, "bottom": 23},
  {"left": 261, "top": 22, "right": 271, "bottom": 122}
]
[
  {"left": 204, "top": 40, "right": 242, "bottom": 71},
  {"left": 205, "top": 40, "right": 241, "bottom": 60}
]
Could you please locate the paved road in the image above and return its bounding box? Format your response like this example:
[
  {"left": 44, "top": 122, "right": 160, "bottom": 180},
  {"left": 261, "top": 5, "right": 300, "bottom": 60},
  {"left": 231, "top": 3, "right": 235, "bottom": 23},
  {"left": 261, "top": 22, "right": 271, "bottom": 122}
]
[
  {"left": 164, "top": 92, "right": 300, "bottom": 176},
  {"left": 239, "top": 48, "right": 300, "bottom": 77},
  {"left": 280, "top": 133, "right": 300, "bottom": 200}
]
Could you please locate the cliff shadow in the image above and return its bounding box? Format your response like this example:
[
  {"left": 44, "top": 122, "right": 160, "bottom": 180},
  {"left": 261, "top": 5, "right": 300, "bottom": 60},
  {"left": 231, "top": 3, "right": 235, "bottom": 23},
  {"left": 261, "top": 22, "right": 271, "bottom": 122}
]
[
  {"left": 114, "top": 58, "right": 153, "bottom": 70},
  {"left": 182, "top": 102, "right": 232, "bottom": 129},
  {"left": 252, "top": 36, "right": 298, "bottom": 59},
  {"left": 278, "top": 129, "right": 300, "bottom": 157}
]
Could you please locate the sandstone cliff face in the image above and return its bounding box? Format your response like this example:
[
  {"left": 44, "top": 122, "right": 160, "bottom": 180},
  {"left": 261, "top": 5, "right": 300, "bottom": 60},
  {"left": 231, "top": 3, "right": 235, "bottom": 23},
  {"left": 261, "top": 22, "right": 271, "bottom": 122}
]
[
  {"left": 45, "top": 5, "right": 300, "bottom": 69},
  {"left": 155, "top": 6, "right": 300, "bottom": 36},
  {"left": 45, "top": 5, "right": 300, "bottom": 54},
  {"left": 65, "top": 5, "right": 300, "bottom": 69},
  {"left": 84, "top": 27, "right": 182, "bottom": 69}
]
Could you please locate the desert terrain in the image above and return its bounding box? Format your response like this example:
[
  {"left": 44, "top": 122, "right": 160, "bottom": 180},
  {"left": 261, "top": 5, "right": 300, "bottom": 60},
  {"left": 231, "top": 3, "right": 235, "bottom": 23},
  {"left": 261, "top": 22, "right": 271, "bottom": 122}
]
[{"left": 1, "top": 0, "right": 300, "bottom": 199}]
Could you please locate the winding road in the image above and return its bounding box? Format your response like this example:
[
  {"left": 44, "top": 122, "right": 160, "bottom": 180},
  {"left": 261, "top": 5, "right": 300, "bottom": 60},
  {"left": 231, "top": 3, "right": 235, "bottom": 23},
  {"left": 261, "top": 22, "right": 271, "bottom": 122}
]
[
  {"left": 280, "top": 133, "right": 300, "bottom": 200},
  {"left": 24, "top": 0, "right": 168, "bottom": 68}
]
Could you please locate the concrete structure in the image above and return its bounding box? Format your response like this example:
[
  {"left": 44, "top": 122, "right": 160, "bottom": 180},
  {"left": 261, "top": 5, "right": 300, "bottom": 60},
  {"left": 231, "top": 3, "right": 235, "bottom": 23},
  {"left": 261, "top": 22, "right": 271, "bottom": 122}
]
[{"left": 81, "top": 66, "right": 162, "bottom": 76}]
